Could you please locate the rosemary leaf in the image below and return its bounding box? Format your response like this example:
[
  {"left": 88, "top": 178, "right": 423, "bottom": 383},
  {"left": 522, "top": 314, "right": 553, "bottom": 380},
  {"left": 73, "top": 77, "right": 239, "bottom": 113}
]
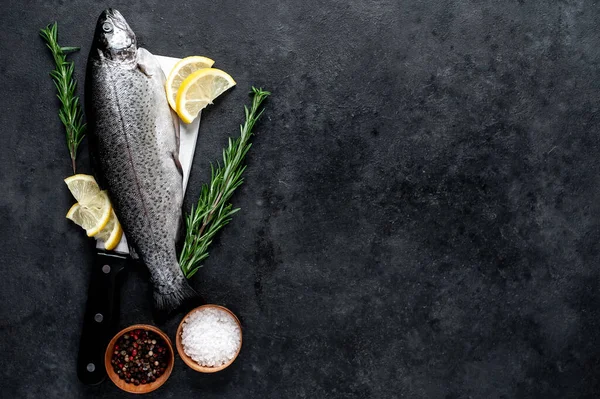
[
  {"left": 40, "top": 22, "right": 85, "bottom": 173},
  {"left": 179, "top": 87, "right": 270, "bottom": 278}
]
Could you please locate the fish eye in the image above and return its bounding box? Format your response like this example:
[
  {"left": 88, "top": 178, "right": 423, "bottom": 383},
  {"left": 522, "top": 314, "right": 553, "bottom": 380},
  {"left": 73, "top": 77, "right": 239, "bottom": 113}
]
[{"left": 102, "top": 22, "right": 113, "bottom": 33}]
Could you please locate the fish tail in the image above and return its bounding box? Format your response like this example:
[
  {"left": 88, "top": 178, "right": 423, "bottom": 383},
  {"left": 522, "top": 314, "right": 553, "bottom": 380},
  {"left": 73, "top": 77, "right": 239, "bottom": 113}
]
[{"left": 153, "top": 274, "right": 198, "bottom": 314}]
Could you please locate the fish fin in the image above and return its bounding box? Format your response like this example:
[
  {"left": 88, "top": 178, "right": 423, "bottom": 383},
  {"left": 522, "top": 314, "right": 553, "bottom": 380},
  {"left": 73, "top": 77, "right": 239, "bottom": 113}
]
[
  {"left": 171, "top": 107, "right": 181, "bottom": 150},
  {"left": 136, "top": 48, "right": 160, "bottom": 77},
  {"left": 153, "top": 274, "right": 198, "bottom": 314},
  {"left": 172, "top": 151, "right": 183, "bottom": 177},
  {"left": 137, "top": 62, "right": 153, "bottom": 77},
  {"left": 168, "top": 75, "right": 182, "bottom": 177},
  {"left": 128, "top": 245, "right": 140, "bottom": 261}
]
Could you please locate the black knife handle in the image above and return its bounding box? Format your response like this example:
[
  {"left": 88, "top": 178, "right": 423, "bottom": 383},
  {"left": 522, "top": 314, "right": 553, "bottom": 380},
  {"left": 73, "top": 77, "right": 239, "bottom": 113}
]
[{"left": 77, "top": 252, "right": 128, "bottom": 385}]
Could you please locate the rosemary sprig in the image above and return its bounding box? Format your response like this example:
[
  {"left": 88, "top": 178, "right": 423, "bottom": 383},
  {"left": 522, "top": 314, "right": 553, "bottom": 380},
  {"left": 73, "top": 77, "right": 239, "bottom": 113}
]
[
  {"left": 40, "top": 22, "right": 85, "bottom": 174},
  {"left": 179, "top": 87, "right": 270, "bottom": 278}
]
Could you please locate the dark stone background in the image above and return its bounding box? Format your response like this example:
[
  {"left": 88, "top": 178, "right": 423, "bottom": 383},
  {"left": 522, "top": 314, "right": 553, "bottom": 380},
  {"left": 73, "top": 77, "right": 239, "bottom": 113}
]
[{"left": 1, "top": 1, "right": 600, "bottom": 398}]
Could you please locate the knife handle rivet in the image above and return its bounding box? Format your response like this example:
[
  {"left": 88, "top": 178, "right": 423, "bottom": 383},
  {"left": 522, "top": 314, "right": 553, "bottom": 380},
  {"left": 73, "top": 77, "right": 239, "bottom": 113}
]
[
  {"left": 94, "top": 313, "right": 104, "bottom": 323},
  {"left": 86, "top": 363, "right": 95, "bottom": 372},
  {"left": 102, "top": 265, "right": 111, "bottom": 274}
]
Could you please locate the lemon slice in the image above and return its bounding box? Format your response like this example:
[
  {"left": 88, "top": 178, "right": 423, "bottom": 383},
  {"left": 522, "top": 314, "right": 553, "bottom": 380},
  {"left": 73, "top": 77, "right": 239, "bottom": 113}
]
[
  {"left": 166, "top": 56, "right": 215, "bottom": 111},
  {"left": 64, "top": 174, "right": 123, "bottom": 244},
  {"left": 175, "top": 68, "right": 236, "bottom": 123},
  {"left": 64, "top": 174, "right": 101, "bottom": 204},
  {"left": 66, "top": 190, "right": 112, "bottom": 237},
  {"left": 94, "top": 210, "right": 123, "bottom": 250}
]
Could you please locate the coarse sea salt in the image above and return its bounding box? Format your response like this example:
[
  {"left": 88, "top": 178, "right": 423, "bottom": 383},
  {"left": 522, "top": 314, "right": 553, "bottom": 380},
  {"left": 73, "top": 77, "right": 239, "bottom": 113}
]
[{"left": 181, "top": 307, "right": 241, "bottom": 367}]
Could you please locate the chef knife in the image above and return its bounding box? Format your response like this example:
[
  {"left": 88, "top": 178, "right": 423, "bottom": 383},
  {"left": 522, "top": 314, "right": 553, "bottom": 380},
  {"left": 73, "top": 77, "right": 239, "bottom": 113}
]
[{"left": 77, "top": 56, "right": 201, "bottom": 385}]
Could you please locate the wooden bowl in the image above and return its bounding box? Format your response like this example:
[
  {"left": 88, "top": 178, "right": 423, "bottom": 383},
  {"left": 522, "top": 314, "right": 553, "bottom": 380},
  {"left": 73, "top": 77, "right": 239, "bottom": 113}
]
[
  {"left": 176, "top": 305, "right": 243, "bottom": 373},
  {"left": 104, "top": 324, "right": 174, "bottom": 394}
]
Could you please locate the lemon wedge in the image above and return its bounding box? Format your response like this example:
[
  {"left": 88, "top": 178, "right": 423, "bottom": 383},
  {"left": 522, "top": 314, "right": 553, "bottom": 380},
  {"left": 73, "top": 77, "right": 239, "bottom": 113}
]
[
  {"left": 175, "top": 68, "right": 236, "bottom": 123},
  {"left": 64, "top": 174, "right": 102, "bottom": 204},
  {"left": 94, "top": 210, "right": 123, "bottom": 250},
  {"left": 66, "top": 190, "right": 112, "bottom": 237},
  {"left": 166, "top": 56, "right": 215, "bottom": 111}
]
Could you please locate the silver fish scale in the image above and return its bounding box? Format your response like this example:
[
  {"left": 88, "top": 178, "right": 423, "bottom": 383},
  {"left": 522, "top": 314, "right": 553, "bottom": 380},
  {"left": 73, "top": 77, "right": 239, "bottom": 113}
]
[{"left": 88, "top": 48, "right": 191, "bottom": 308}]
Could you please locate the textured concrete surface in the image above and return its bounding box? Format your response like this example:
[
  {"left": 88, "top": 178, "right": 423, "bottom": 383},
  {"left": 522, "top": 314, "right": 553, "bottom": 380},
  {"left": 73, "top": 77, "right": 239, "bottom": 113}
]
[{"left": 2, "top": 1, "right": 600, "bottom": 398}]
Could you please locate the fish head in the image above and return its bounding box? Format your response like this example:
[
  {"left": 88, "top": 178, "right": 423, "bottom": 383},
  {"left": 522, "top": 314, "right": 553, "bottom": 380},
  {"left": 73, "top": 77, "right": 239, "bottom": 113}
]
[{"left": 92, "top": 9, "right": 137, "bottom": 63}]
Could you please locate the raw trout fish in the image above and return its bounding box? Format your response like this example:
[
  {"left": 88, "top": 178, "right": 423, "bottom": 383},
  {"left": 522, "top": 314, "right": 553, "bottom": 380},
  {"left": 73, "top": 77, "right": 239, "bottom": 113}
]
[{"left": 85, "top": 9, "right": 196, "bottom": 312}]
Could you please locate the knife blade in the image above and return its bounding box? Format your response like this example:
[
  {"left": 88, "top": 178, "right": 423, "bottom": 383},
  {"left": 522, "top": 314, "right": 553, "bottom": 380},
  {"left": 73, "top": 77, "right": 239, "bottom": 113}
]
[{"left": 77, "top": 56, "right": 201, "bottom": 385}]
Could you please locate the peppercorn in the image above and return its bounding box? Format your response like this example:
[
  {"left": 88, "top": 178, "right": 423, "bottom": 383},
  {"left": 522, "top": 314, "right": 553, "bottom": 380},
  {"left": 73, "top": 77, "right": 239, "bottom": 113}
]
[{"left": 111, "top": 329, "right": 169, "bottom": 384}]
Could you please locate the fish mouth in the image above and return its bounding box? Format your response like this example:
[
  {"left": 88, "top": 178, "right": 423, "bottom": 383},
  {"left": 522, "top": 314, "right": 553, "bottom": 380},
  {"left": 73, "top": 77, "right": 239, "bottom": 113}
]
[{"left": 102, "top": 8, "right": 127, "bottom": 27}]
